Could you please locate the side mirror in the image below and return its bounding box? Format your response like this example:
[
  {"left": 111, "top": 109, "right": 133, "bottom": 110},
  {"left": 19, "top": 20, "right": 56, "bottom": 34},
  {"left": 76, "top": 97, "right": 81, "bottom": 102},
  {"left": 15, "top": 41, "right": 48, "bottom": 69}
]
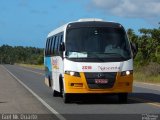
[
  {"left": 130, "top": 42, "right": 138, "bottom": 59},
  {"left": 59, "top": 42, "right": 65, "bottom": 52}
]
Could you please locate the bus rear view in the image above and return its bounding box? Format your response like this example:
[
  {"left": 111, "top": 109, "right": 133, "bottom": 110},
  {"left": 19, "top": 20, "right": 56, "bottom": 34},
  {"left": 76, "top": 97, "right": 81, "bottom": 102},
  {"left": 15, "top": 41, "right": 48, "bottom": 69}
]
[{"left": 44, "top": 18, "right": 137, "bottom": 103}]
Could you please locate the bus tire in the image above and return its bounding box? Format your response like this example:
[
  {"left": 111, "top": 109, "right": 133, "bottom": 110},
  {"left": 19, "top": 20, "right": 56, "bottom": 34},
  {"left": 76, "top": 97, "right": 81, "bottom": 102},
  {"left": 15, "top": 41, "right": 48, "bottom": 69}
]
[
  {"left": 63, "top": 92, "right": 70, "bottom": 103},
  {"left": 53, "top": 90, "right": 60, "bottom": 97},
  {"left": 61, "top": 85, "right": 70, "bottom": 103},
  {"left": 59, "top": 75, "right": 71, "bottom": 103},
  {"left": 48, "top": 76, "right": 52, "bottom": 87},
  {"left": 59, "top": 76, "right": 63, "bottom": 96},
  {"left": 118, "top": 93, "right": 128, "bottom": 104}
]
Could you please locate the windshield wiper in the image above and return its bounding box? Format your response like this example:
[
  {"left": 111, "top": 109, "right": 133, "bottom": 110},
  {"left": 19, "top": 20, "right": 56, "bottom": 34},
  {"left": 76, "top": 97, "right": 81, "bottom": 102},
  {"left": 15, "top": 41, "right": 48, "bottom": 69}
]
[
  {"left": 103, "top": 53, "right": 126, "bottom": 59},
  {"left": 88, "top": 53, "right": 105, "bottom": 62}
]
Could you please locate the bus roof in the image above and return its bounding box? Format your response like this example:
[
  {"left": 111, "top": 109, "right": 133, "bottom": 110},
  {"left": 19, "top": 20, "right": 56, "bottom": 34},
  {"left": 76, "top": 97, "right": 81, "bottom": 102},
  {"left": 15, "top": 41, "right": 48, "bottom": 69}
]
[{"left": 47, "top": 18, "right": 121, "bottom": 38}]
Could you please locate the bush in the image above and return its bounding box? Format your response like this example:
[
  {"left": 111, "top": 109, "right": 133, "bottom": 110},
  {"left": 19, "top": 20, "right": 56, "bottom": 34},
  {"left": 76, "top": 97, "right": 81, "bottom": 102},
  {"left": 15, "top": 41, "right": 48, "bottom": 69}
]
[
  {"left": 143, "top": 62, "right": 160, "bottom": 76},
  {"left": 156, "top": 54, "right": 160, "bottom": 64}
]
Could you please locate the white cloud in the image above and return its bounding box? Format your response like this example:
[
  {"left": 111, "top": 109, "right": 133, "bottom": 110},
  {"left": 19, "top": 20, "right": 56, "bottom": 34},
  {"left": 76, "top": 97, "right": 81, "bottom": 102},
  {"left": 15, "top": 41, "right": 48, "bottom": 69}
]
[{"left": 91, "top": 0, "right": 160, "bottom": 18}]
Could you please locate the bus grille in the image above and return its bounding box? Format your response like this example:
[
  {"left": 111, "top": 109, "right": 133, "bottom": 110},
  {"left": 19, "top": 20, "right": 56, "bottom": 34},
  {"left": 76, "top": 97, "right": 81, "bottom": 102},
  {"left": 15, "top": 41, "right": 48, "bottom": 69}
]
[{"left": 84, "top": 72, "right": 117, "bottom": 89}]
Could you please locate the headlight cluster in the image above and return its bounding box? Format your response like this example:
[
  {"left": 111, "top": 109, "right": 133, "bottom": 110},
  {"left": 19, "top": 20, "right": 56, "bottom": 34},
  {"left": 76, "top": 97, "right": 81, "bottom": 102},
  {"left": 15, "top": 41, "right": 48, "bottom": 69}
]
[
  {"left": 65, "top": 71, "right": 80, "bottom": 77},
  {"left": 121, "top": 70, "right": 133, "bottom": 76}
]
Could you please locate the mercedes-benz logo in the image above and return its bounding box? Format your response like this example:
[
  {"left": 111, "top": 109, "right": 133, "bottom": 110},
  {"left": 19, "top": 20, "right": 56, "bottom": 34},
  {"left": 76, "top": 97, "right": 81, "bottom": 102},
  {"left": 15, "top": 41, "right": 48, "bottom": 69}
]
[{"left": 97, "top": 73, "right": 102, "bottom": 78}]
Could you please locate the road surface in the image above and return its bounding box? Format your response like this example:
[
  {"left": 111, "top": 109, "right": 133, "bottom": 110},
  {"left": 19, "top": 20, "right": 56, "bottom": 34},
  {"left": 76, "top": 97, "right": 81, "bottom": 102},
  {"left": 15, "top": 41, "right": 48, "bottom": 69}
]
[{"left": 0, "top": 65, "right": 160, "bottom": 120}]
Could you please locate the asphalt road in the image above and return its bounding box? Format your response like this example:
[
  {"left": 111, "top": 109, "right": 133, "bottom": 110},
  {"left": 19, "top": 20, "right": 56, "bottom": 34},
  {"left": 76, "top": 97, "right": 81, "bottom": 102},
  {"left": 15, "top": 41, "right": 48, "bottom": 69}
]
[{"left": 1, "top": 65, "right": 160, "bottom": 120}]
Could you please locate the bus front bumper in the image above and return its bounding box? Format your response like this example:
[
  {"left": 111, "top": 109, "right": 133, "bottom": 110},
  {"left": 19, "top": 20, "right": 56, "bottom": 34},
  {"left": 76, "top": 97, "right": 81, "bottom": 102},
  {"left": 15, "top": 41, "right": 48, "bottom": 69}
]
[{"left": 64, "top": 72, "right": 133, "bottom": 94}]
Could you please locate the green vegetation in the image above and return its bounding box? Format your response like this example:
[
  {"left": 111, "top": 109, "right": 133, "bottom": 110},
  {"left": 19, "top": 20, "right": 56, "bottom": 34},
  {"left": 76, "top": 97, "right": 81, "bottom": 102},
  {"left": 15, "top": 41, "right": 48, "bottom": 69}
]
[
  {"left": 0, "top": 45, "right": 44, "bottom": 65},
  {"left": 134, "top": 63, "right": 160, "bottom": 83},
  {"left": 127, "top": 25, "right": 160, "bottom": 83},
  {"left": 18, "top": 64, "right": 44, "bottom": 70}
]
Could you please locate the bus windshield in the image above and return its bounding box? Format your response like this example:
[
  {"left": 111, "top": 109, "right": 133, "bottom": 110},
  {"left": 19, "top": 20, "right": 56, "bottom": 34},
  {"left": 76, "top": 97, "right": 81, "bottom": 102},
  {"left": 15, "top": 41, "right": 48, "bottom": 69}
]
[{"left": 66, "top": 27, "right": 131, "bottom": 62}]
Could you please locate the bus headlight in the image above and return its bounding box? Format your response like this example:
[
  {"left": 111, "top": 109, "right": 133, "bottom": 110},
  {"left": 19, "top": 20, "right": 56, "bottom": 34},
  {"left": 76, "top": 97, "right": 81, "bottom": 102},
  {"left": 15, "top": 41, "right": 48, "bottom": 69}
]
[
  {"left": 65, "top": 71, "right": 80, "bottom": 77},
  {"left": 121, "top": 70, "right": 133, "bottom": 76}
]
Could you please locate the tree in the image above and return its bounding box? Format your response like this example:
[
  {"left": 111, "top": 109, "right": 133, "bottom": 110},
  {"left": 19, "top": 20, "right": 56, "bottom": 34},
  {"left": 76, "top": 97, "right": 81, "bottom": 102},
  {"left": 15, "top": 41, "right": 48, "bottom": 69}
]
[
  {"left": 138, "top": 28, "right": 160, "bottom": 62},
  {"left": 0, "top": 45, "right": 44, "bottom": 65},
  {"left": 127, "top": 28, "right": 138, "bottom": 44}
]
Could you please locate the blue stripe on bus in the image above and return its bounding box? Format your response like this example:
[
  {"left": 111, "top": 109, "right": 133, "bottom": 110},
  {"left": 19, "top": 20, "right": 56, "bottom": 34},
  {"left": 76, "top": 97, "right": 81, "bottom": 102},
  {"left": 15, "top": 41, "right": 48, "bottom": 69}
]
[{"left": 44, "top": 57, "right": 52, "bottom": 77}]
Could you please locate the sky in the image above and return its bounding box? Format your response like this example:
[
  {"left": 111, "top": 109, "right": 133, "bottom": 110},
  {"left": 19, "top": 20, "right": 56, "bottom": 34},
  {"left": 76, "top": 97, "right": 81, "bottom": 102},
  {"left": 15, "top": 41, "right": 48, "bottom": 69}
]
[{"left": 0, "top": 0, "right": 160, "bottom": 48}]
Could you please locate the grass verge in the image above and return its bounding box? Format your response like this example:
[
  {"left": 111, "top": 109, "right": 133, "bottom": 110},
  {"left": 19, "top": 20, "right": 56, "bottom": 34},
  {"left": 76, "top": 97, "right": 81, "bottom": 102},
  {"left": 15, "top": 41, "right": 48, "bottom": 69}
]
[
  {"left": 134, "top": 62, "right": 160, "bottom": 83},
  {"left": 134, "top": 72, "right": 160, "bottom": 83},
  {"left": 17, "top": 64, "right": 44, "bottom": 70}
]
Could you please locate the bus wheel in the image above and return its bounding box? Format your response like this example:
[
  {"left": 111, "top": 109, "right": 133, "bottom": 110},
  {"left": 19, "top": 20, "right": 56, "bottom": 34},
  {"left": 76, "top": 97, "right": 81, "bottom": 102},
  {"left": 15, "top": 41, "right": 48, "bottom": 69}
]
[
  {"left": 48, "top": 76, "right": 52, "bottom": 87},
  {"left": 53, "top": 90, "right": 60, "bottom": 97},
  {"left": 62, "top": 88, "right": 70, "bottom": 103},
  {"left": 118, "top": 93, "right": 128, "bottom": 104},
  {"left": 63, "top": 93, "right": 70, "bottom": 103},
  {"left": 59, "top": 77, "right": 70, "bottom": 103}
]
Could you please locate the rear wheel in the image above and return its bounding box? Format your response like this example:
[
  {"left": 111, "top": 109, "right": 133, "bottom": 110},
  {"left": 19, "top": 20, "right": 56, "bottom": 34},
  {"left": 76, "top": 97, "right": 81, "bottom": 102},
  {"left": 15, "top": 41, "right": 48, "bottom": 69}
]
[
  {"left": 53, "top": 90, "right": 60, "bottom": 97},
  {"left": 118, "top": 93, "right": 128, "bottom": 103},
  {"left": 48, "top": 76, "right": 52, "bottom": 87}
]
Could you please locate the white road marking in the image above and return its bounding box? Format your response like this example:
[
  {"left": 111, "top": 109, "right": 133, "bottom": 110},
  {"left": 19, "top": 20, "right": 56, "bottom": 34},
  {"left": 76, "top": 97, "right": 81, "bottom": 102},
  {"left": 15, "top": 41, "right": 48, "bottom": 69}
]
[
  {"left": 2, "top": 65, "right": 66, "bottom": 120},
  {"left": 134, "top": 82, "right": 160, "bottom": 87},
  {"left": 17, "top": 66, "right": 44, "bottom": 75},
  {"left": 134, "top": 82, "right": 160, "bottom": 91}
]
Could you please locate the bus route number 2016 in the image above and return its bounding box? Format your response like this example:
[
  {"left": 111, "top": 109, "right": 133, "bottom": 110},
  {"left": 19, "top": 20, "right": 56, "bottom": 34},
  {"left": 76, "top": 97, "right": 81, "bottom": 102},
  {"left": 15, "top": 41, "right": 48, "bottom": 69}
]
[{"left": 82, "top": 66, "right": 92, "bottom": 70}]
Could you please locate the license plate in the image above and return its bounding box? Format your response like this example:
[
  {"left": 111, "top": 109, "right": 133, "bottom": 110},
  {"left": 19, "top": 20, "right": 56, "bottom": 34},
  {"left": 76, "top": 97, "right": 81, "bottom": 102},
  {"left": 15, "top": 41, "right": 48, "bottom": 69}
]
[{"left": 95, "top": 79, "right": 108, "bottom": 84}]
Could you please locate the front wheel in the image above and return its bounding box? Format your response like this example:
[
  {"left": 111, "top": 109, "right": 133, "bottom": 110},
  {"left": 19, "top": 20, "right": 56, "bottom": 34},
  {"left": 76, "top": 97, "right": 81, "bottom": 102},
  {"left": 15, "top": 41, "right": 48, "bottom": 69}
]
[
  {"left": 63, "top": 92, "right": 70, "bottom": 103},
  {"left": 118, "top": 93, "right": 128, "bottom": 103},
  {"left": 61, "top": 87, "right": 71, "bottom": 103}
]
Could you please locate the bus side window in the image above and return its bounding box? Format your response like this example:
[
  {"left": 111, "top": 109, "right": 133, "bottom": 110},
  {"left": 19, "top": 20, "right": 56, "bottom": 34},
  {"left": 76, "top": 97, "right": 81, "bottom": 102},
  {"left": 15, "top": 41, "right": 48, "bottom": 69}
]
[
  {"left": 54, "top": 36, "right": 58, "bottom": 54},
  {"left": 53, "top": 36, "right": 56, "bottom": 55},
  {"left": 58, "top": 35, "right": 64, "bottom": 55},
  {"left": 48, "top": 38, "right": 52, "bottom": 55},
  {"left": 51, "top": 36, "right": 55, "bottom": 55},
  {"left": 55, "top": 36, "right": 59, "bottom": 52},
  {"left": 47, "top": 38, "right": 50, "bottom": 55},
  {"left": 60, "top": 35, "right": 63, "bottom": 43},
  {"left": 45, "top": 39, "right": 49, "bottom": 56},
  {"left": 46, "top": 38, "right": 50, "bottom": 56},
  {"left": 58, "top": 35, "right": 63, "bottom": 52},
  {"left": 50, "top": 37, "right": 53, "bottom": 55},
  {"left": 57, "top": 36, "right": 60, "bottom": 52}
]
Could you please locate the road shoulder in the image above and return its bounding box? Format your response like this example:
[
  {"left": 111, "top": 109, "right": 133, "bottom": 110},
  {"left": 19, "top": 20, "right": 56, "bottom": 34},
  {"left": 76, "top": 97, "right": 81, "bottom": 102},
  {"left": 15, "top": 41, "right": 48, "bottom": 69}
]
[
  {"left": 0, "top": 65, "right": 51, "bottom": 113},
  {"left": 134, "top": 81, "right": 160, "bottom": 91}
]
